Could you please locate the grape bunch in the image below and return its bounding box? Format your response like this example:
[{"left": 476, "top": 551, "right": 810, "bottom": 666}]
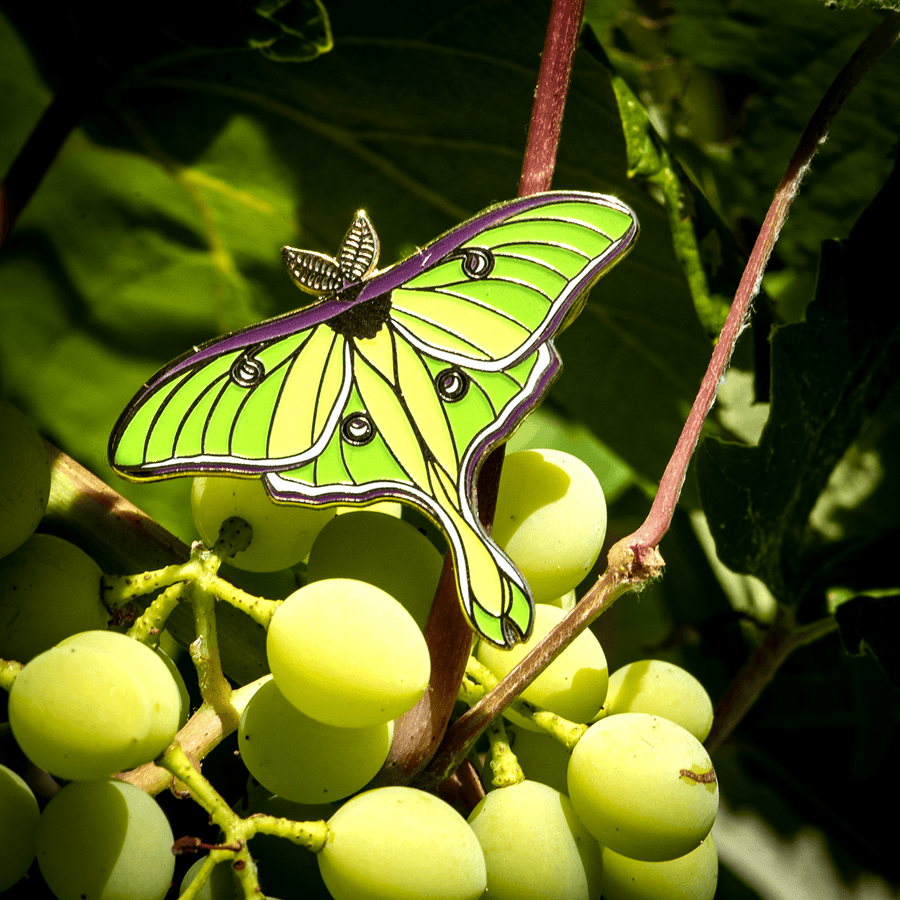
[{"left": 0, "top": 402, "right": 720, "bottom": 900}]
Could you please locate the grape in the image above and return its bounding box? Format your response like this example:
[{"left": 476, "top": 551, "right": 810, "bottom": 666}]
[
  {"left": 238, "top": 676, "right": 393, "bottom": 804},
  {"left": 318, "top": 786, "right": 486, "bottom": 900},
  {"left": 155, "top": 644, "right": 191, "bottom": 728},
  {"left": 477, "top": 603, "right": 608, "bottom": 730},
  {"left": 266, "top": 579, "right": 430, "bottom": 728},
  {"left": 306, "top": 510, "right": 443, "bottom": 632},
  {"left": 180, "top": 857, "right": 239, "bottom": 900},
  {"left": 492, "top": 449, "right": 606, "bottom": 603},
  {"left": 567, "top": 713, "right": 718, "bottom": 861},
  {"left": 601, "top": 834, "right": 718, "bottom": 900},
  {"left": 502, "top": 726, "right": 571, "bottom": 795},
  {"left": 9, "top": 631, "right": 181, "bottom": 780},
  {"left": 0, "top": 533, "right": 107, "bottom": 662},
  {"left": 0, "top": 764, "right": 40, "bottom": 891},
  {"left": 603, "top": 659, "right": 714, "bottom": 742},
  {"left": 191, "top": 476, "right": 335, "bottom": 571},
  {"left": 467, "top": 779, "right": 603, "bottom": 900},
  {"left": 57, "top": 630, "right": 183, "bottom": 756},
  {"left": 35, "top": 779, "right": 175, "bottom": 900},
  {"left": 0, "top": 400, "right": 51, "bottom": 560}
]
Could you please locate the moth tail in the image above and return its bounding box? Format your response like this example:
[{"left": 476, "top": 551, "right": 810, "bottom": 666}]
[{"left": 434, "top": 496, "right": 533, "bottom": 648}]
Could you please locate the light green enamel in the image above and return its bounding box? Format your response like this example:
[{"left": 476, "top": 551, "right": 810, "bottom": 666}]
[
  {"left": 175, "top": 383, "right": 220, "bottom": 457},
  {"left": 355, "top": 357, "right": 429, "bottom": 487},
  {"left": 393, "top": 289, "right": 530, "bottom": 357},
  {"left": 507, "top": 201, "right": 634, "bottom": 240},
  {"left": 478, "top": 220, "right": 612, "bottom": 257},
  {"left": 230, "top": 363, "right": 290, "bottom": 458},
  {"left": 390, "top": 308, "right": 490, "bottom": 359},
  {"left": 394, "top": 339, "right": 460, "bottom": 479}
]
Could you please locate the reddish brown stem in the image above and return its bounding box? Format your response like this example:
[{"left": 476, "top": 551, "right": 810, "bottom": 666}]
[{"left": 519, "top": 0, "right": 587, "bottom": 196}]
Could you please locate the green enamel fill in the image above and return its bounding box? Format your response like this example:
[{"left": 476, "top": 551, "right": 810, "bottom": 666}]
[
  {"left": 446, "top": 377, "right": 495, "bottom": 460},
  {"left": 478, "top": 220, "right": 612, "bottom": 258},
  {"left": 174, "top": 383, "right": 221, "bottom": 457},
  {"left": 393, "top": 339, "right": 460, "bottom": 480},
  {"left": 392, "top": 289, "right": 530, "bottom": 357},
  {"left": 421, "top": 354, "right": 542, "bottom": 464},
  {"left": 254, "top": 331, "right": 311, "bottom": 367},
  {"left": 202, "top": 381, "right": 248, "bottom": 456},
  {"left": 114, "top": 378, "right": 179, "bottom": 466},
  {"left": 144, "top": 360, "right": 232, "bottom": 462},
  {"left": 311, "top": 424, "right": 354, "bottom": 487},
  {"left": 507, "top": 201, "right": 635, "bottom": 241},
  {"left": 501, "top": 243, "right": 590, "bottom": 278},
  {"left": 390, "top": 309, "right": 490, "bottom": 359},
  {"left": 474, "top": 362, "right": 533, "bottom": 407},
  {"left": 228, "top": 363, "right": 290, "bottom": 459},
  {"left": 489, "top": 253, "right": 569, "bottom": 300},
  {"left": 471, "top": 603, "right": 504, "bottom": 646},
  {"left": 428, "top": 275, "right": 551, "bottom": 332},
  {"left": 347, "top": 371, "right": 424, "bottom": 485},
  {"left": 506, "top": 581, "right": 533, "bottom": 639},
  {"left": 344, "top": 428, "right": 414, "bottom": 486},
  {"left": 404, "top": 258, "right": 468, "bottom": 289},
  {"left": 276, "top": 459, "right": 316, "bottom": 489},
  {"left": 506, "top": 352, "right": 541, "bottom": 386}
]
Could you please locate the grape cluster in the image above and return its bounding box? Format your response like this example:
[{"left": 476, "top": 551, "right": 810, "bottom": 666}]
[{"left": 0, "top": 403, "right": 720, "bottom": 900}]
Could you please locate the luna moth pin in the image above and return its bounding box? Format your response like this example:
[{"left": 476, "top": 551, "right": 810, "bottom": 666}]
[{"left": 108, "top": 191, "right": 638, "bottom": 648}]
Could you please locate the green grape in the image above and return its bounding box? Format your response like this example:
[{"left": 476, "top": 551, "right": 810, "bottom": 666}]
[
  {"left": 306, "top": 510, "right": 443, "bottom": 632},
  {"left": 492, "top": 449, "right": 606, "bottom": 603},
  {"left": 0, "top": 400, "right": 51, "bottom": 560},
  {"left": 603, "top": 659, "right": 714, "bottom": 742},
  {"left": 0, "top": 764, "right": 40, "bottom": 891},
  {"left": 318, "top": 786, "right": 486, "bottom": 900},
  {"left": 266, "top": 579, "right": 430, "bottom": 728},
  {"left": 601, "top": 834, "right": 718, "bottom": 900},
  {"left": 502, "top": 726, "right": 571, "bottom": 795},
  {"left": 238, "top": 677, "right": 393, "bottom": 804},
  {"left": 155, "top": 644, "right": 191, "bottom": 728},
  {"left": 191, "top": 475, "right": 335, "bottom": 572},
  {"left": 238, "top": 789, "right": 334, "bottom": 900},
  {"left": 9, "top": 631, "right": 181, "bottom": 780},
  {"left": 477, "top": 603, "right": 608, "bottom": 730},
  {"left": 35, "top": 779, "right": 175, "bottom": 900},
  {"left": 468, "top": 779, "right": 602, "bottom": 900},
  {"left": 56, "top": 631, "right": 183, "bottom": 760},
  {"left": 180, "top": 857, "right": 239, "bottom": 900},
  {"left": 0, "top": 533, "right": 106, "bottom": 662},
  {"left": 567, "top": 713, "right": 718, "bottom": 862}
]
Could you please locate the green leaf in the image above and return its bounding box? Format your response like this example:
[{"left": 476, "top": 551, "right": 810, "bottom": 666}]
[
  {"left": 583, "top": 28, "right": 747, "bottom": 340},
  {"left": 697, "top": 151, "right": 900, "bottom": 601},
  {"left": 667, "top": 0, "right": 900, "bottom": 273}
]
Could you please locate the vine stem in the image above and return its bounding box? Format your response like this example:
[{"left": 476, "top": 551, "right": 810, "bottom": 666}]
[
  {"left": 421, "top": 10, "right": 900, "bottom": 783},
  {"left": 378, "top": 0, "right": 587, "bottom": 786},
  {"left": 704, "top": 612, "right": 838, "bottom": 754}
]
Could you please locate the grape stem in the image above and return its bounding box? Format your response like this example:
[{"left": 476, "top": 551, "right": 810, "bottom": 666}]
[
  {"left": 0, "top": 658, "right": 24, "bottom": 692},
  {"left": 485, "top": 716, "right": 525, "bottom": 789},
  {"left": 116, "top": 676, "right": 270, "bottom": 796},
  {"left": 156, "top": 741, "right": 330, "bottom": 900}
]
